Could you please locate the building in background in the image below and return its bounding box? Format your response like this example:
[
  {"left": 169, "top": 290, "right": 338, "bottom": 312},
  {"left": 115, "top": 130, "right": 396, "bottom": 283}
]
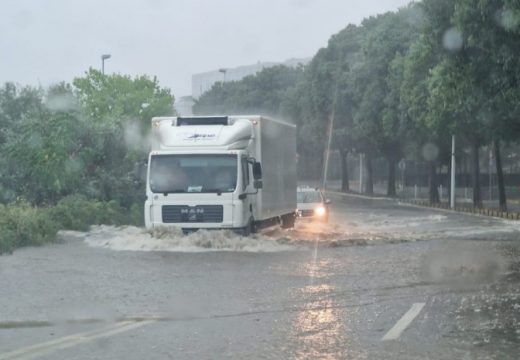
[{"left": 191, "top": 57, "right": 310, "bottom": 99}]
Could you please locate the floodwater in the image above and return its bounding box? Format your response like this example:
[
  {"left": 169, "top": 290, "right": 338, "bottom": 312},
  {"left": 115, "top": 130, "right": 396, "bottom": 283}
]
[
  {"left": 81, "top": 201, "right": 520, "bottom": 253},
  {"left": 1, "top": 194, "right": 519, "bottom": 359}
]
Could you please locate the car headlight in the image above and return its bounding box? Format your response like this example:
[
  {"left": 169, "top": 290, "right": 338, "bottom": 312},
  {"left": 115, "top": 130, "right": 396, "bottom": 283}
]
[{"left": 314, "top": 207, "right": 326, "bottom": 216}]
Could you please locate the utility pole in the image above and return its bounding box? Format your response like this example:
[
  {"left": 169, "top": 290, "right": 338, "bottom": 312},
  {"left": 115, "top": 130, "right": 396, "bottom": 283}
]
[
  {"left": 450, "top": 135, "right": 456, "bottom": 209},
  {"left": 489, "top": 148, "right": 493, "bottom": 201},
  {"left": 359, "top": 154, "right": 364, "bottom": 193},
  {"left": 322, "top": 83, "right": 338, "bottom": 190}
]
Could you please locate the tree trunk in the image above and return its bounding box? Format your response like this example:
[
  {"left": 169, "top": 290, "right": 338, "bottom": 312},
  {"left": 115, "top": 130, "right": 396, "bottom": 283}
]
[
  {"left": 471, "top": 139, "right": 482, "bottom": 208},
  {"left": 494, "top": 139, "right": 507, "bottom": 212},
  {"left": 340, "top": 149, "right": 349, "bottom": 192},
  {"left": 387, "top": 158, "right": 397, "bottom": 197},
  {"left": 428, "top": 162, "right": 439, "bottom": 204},
  {"left": 365, "top": 154, "right": 374, "bottom": 195}
]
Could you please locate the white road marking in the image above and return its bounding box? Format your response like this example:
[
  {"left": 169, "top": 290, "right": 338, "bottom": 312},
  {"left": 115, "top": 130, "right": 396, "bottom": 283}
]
[
  {"left": 0, "top": 320, "right": 155, "bottom": 360},
  {"left": 382, "top": 302, "right": 426, "bottom": 341}
]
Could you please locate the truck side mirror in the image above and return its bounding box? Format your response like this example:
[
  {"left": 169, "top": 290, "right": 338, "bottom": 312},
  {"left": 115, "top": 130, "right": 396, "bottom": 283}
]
[
  {"left": 254, "top": 180, "right": 263, "bottom": 189},
  {"left": 252, "top": 162, "right": 263, "bottom": 180}
]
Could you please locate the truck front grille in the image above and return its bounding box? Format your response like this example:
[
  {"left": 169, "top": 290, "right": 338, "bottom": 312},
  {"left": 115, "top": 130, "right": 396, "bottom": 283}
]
[
  {"left": 299, "top": 209, "right": 315, "bottom": 217},
  {"left": 162, "top": 205, "right": 224, "bottom": 223}
]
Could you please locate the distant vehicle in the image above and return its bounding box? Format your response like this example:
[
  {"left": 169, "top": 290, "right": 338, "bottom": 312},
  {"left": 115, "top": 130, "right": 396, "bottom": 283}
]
[
  {"left": 144, "top": 115, "right": 297, "bottom": 235},
  {"left": 296, "top": 187, "right": 331, "bottom": 222}
]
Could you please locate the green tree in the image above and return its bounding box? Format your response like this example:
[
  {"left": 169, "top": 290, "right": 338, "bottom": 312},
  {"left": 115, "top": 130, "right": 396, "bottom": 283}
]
[
  {"left": 72, "top": 69, "right": 175, "bottom": 205},
  {"left": 1, "top": 83, "right": 88, "bottom": 204},
  {"left": 73, "top": 69, "right": 174, "bottom": 131},
  {"left": 194, "top": 65, "right": 303, "bottom": 117},
  {"left": 350, "top": 7, "right": 422, "bottom": 195},
  {"left": 400, "top": 34, "right": 443, "bottom": 203},
  {"left": 0, "top": 83, "right": 44, "bottom": 146},
  {"left": 450, "top": 0, "right": 520, "bottom": 210}
]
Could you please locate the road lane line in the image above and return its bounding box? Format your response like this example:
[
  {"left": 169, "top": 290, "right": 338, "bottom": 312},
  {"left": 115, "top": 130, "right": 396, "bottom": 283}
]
[
  {"left": 382, "top": 302, "right": 425, "bottom": 341},
  {"left": 0, "top": 320, "right": 155, "bottom": 360},
  {"left": 0, "top": 322, "right": 133, "bottom": 359}
]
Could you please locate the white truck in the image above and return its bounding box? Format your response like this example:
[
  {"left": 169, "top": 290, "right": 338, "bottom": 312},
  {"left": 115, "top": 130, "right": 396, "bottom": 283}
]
[{"left": 144, "top": 115, "right": 297, "bottom": 234}]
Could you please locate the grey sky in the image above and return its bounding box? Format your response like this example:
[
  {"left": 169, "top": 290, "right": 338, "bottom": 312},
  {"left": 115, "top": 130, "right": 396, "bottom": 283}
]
[{"left": 1, "top": 0, "right": 411, "bottom": 97}]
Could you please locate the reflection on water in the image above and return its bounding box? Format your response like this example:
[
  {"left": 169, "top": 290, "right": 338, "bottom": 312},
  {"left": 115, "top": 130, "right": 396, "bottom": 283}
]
[
  {"left": 289, "top": 256, "right": 367, "bottom": 359},
  {"left": 294, "top": 284, "right": 346, "bottom": 359}
]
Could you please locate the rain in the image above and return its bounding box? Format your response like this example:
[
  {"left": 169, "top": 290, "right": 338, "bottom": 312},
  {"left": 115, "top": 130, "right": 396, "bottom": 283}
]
[{"left": 1, "top": 1, "right": 520, "bottom": 359}]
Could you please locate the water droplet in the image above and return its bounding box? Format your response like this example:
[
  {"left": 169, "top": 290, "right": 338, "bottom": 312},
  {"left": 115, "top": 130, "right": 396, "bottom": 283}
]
[
  {"left": 443, "top": 27, "right": 463, "bottom": 52},
  {"left": 28, "top": 134, "right": 43, "bottom": 150},
  {"left": 422, "top": 143, "right": 439, "bottom": 162},
  {"left": 496, "top": 8, "right": 520, "bottom": 31},
  {"left": 46, "top": 93, "right": 77, "bottom": 112}
]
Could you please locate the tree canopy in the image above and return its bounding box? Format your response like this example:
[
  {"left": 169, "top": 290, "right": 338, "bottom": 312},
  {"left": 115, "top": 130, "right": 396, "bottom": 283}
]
[{"left": 192, "top": 0, "right": 520, "bottom": 208}]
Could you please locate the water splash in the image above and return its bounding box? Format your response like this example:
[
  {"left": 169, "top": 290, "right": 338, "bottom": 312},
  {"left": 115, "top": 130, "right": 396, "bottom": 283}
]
[
  {"left": 79, "top": 220, "right": 420, "bottom": 254},
  {"left": 70, "top": 210, "right": 520, "bottom": 254},
  {"left": 84, "top": 225, "right": 296, "bottom": 253}
]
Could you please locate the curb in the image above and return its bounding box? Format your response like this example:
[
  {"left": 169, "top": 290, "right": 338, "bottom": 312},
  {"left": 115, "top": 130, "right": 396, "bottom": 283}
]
[
  {"left": 324, "top": 190, "right": 395, "bottom": 201},
  {"left": 402, "top": 199, "right": 520, "bottom": 220}
]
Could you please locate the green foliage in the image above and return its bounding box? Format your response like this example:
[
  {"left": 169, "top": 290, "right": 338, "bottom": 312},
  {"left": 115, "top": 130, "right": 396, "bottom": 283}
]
[
  {"left": 73, "top": 69, "right": 174, "bottom": 134},
  {"left": 194, "top": 65, "right": 303, "bottom": 117},
  {"left": 0, "top": 70, "right": 174, "bottom": 207},
  {"left": 0, "top": 70, "right": 170, "bottom": 252},
  {"left": 48, "top": 195, "right": 142, "bottom": 231},
  {"left": 0, "top": 202, "right": 58, "bottom": 254},
  {"left": 2, "top": 87, "right": 89, "bottom": 204},
  {"left": 0, "top": 196, "right": 144, "bottom": 254},
  {"left": 0, "top": 83, "right": 44, "bottom": 146}
]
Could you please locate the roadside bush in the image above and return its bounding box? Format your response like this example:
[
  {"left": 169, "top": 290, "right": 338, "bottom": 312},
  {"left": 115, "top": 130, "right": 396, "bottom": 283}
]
[
  {"left": 0, "top": 196, "right": 144, "bottom": 254},
  {"left": 49, "top": 195, "right": 143, "bottom": 231},
  {"left": 49, "top": 195, "right": 106, "bottom": 231},
  {"left": 128, "top": 202, "right": 144, "bottom": 227},
  {"left": 0, "top": 202, "right": 58, "bottom": 254}
]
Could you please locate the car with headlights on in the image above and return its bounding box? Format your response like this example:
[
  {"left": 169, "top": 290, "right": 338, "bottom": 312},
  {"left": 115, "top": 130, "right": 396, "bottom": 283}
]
[{"left": 296, "top": 187, "right": 331, "bottom": 222}]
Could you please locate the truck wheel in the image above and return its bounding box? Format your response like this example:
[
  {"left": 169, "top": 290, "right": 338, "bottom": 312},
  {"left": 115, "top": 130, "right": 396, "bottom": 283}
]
[
  {"left": 241, "top": 225, "right": 250, "bottom": 237},
  {"left": 242, "top": 218, "right": 255, "bottom": 236},
  {"left": 281, "top": 213, "right": 296, "bottom": 229}
]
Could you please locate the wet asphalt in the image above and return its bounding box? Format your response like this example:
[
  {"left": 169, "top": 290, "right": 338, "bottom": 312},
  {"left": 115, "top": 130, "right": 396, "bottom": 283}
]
[{"left": 1, "top": 194, "right": 519, "bottom": 359}]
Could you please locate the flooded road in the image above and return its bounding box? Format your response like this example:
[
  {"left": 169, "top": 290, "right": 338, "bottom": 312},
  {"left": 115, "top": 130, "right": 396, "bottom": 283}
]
[{"left": 1, "top": 194, "right": 519, "bottom": 359}]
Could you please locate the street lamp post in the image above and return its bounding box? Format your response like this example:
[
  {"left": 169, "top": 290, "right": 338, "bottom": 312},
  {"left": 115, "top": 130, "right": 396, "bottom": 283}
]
[
  {"left": 101, "top": 54, "right": 111, "bottom": 75},
  {"left": 218, "top": 68, "right": 227, "bottom": 82}
]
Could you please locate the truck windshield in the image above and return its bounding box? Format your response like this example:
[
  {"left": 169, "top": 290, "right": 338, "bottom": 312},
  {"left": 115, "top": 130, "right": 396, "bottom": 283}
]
[
  {"left": 297, "top": 191, "right": 322, "bottom": 203},
  {"left": 149, "top": 154, "right": 237, "bottom": 194}
]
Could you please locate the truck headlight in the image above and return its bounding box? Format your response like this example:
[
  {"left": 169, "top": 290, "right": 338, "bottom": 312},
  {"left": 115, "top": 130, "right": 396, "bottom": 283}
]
[{"left": 314, "top": 207, "right": 326, "bottom": 216}]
